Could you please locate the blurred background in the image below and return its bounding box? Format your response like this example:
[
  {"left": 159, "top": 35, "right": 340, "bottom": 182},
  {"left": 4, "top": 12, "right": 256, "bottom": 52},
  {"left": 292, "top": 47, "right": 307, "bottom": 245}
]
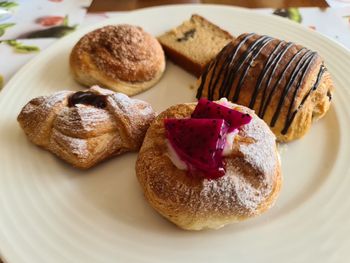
[{"left": 89, "top": 0, "right": 329, "bottom": 11}]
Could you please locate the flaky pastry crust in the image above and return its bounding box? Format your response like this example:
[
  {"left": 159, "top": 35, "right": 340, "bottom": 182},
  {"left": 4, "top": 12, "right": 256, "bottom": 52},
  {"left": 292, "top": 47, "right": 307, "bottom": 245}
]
[
  {"left": 136, "top": 102, "right": 281, "bottom": 230},
  {"left": 18, "top": 86, "right": 156, "bottom": 169}
]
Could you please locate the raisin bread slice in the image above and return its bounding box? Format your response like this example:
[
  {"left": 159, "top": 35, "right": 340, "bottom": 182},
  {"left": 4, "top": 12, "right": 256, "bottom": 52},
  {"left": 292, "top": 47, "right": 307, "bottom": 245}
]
[{"left": 158, "top": 14, "right": 234, "bottom": 77}]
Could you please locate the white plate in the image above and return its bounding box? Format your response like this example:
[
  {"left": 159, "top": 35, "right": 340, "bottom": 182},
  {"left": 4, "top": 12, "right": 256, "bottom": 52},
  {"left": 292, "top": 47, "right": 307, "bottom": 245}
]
[{"left": 1, "top": 4, "right": 350, "bottom": 263}]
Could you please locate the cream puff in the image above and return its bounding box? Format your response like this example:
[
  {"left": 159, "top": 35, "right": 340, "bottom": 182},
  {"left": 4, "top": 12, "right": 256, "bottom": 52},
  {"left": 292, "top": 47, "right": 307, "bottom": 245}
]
[{"left": 136, "top": 98, "right": 281, "bottom": 230}]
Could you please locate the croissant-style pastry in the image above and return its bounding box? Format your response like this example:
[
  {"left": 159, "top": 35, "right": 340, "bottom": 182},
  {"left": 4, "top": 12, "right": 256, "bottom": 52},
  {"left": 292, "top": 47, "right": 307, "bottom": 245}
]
[
  {"left": 17, "top": 86, "right": 156, "bottom": 169},
  {"left": 196, "top": 33, "right": 335, "bottom": 142}
]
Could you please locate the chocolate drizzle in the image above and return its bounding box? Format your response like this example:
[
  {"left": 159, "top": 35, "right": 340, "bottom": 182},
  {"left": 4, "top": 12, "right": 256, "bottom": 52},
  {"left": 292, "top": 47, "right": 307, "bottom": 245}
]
[
  {"left": 198, "top": 33, "right": 254, "bottom": 101},
  {"left": 68, "top": 91, "right": 107, "bottom": 108},
  {"left": 196, "top": 33, "right": 326, "bottom": 135},
  {"left": 281, "top": 64, "right": 326, "bottom": 134}
]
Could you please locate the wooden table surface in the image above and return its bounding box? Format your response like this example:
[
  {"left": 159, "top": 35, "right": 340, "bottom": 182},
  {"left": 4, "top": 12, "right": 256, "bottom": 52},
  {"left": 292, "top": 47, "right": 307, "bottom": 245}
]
[{"left": 89, "top": 0, "right": 329, "bottom": 12}]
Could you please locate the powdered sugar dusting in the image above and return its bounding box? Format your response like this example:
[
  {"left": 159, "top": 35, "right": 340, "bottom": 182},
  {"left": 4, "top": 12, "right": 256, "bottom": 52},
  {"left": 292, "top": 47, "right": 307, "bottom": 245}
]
[
  {"left": 51, "top": 128, "right": 89, "bottom": 159},
  {"left": 196, "top": 154, "right": 273, "bottom": 215},
  {"left": 239, "top": 116, "right": 277, "bottom": 177},
  {"left": 137, "top": 102, "right": 280, "bottom": 229},
  {"left": 20, "top": 90, "right": 71, "bottom": 117},
  {"left": 204, "top": 103, "right": 278, "bottom": 213},
  {"left": 18, "top": 86, "right": 156, "bottom": 168},
  {"left": 55, "top": 104, "right": 115, "bottom": 137},
  {"left": 17, "top": 90, "right": 72, "bottom": 146}
]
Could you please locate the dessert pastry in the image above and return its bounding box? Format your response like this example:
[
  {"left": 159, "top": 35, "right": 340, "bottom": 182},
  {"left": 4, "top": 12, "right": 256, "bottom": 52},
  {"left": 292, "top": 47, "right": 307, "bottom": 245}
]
[
  {"left": 136, "top": 98, "right": 281, "bottom": 230},
  {"left": 18, "top": 86, "right": 156, "bottom": 169},
  {"left": 70, "top": 25, "right": 166, "bottom": 96},
  {"left": 196, "top": 33, "right": 335, "bottom": 142},
  {"left": 158, "top": 14, "right": 234, "bottom": 77}
]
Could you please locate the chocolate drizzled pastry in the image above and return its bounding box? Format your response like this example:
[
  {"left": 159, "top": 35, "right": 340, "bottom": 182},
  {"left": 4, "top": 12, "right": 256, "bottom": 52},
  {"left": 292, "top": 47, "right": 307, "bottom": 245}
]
[{"left": 196, "top": 33, "right": 335, "bottom": 142}]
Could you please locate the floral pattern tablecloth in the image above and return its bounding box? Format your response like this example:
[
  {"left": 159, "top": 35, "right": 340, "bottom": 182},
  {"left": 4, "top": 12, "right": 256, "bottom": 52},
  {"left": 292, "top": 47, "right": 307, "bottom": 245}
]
[
  {"left": 0, "top": 0, "right": 350, "bottom": 91},
  {"left": 0, "top": 0, "right": 92, "bottom": 89}
]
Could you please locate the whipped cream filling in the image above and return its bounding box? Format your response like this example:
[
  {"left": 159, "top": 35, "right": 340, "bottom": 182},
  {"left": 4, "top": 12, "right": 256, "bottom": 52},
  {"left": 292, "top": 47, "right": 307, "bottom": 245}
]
[
  {"left": 218, "top": 97, "right": 230, "bottom": 107},
  {"left": 166, "top": 139, "right": 187, "bottom": 170},
  {"left": 222, "top": 129, "right": 239, "bottom": 156}
]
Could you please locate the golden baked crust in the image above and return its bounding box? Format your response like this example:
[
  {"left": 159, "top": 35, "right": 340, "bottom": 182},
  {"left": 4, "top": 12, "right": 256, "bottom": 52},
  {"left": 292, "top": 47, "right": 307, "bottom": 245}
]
[
  {"left": 196, "top": 33, "right": 335, "bottom": 142},
  {"left": 158, "top": 14, "right": 234, "bottom": 77},
  {"left": 70, "top": 25, "right": 166, "bottom": 96},
  {"left": 136, "top": 102, "right": 281, "bottom": 230},
  {"left": 18, "top": 86, "right": 156, "bottom": 169}
]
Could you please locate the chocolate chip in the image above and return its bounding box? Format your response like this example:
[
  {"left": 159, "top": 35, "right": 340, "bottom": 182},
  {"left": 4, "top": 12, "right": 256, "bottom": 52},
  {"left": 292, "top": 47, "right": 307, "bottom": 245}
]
[{"left": 176, "top": 29, "right": 196, "bottom": 42}]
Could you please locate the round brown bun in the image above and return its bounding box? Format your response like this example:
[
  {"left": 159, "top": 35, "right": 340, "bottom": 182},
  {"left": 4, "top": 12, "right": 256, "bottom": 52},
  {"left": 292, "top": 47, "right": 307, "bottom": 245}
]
[
  {"left": 70, "top": 25, "right": 165, "bottom": 96},
  {"left": 136, "top": 101, "right": 282, "bottom": 230},
  {"left": 196, "top": 33, "right": 335, "bottom": 142}
]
